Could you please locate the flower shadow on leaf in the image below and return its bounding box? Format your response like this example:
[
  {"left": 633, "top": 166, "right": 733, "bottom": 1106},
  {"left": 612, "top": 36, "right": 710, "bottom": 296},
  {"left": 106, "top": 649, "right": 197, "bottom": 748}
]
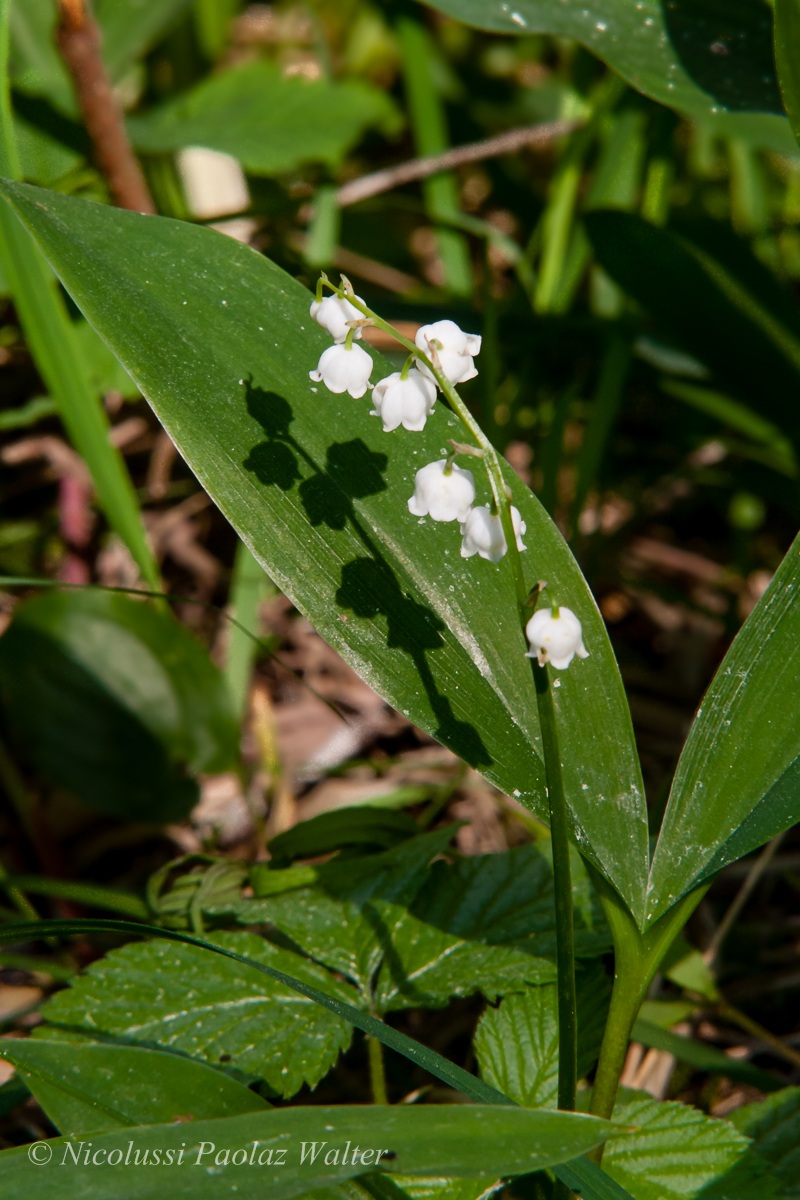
[
  {"left": 337, "top": 558, "right": 492, "bottom": 770},
  {"left": 241, "top": 380, "right": 491, "bottom": 771}
]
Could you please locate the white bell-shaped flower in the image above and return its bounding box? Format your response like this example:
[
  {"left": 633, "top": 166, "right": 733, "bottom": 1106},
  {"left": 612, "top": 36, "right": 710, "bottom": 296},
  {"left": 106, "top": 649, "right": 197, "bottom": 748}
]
[
  {"left": 371, "top": 369, "right": 437, "bottom": 432},
  {"left": 415, "top": 319, "right": 482, "bottom": 386},
  {"left": 408, "top": 459, "right": 476, "bottom": 523},
  {"left": 310, "top": 342, "right": 373, "bottom": 398},
  {"left": 309, "top": 294, "right": 365, "bottom": 343},
  {"left": 525, "top": 607, "right": 589, "bottom": 670},
  {"left": 460, "top": 504, "right": 526, "bottom": 562}
]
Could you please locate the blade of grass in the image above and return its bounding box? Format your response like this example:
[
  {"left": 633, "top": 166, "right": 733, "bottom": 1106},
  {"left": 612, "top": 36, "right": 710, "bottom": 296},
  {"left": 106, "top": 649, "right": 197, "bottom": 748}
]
[
  {"left": 224, "top": 539, "right": 275, "bottom": 721},
  {"left": 395, "top": 14, "right": 472, "bottom": 297},
  {"left": 0, "top": 0, "right": 159, "bottom": 590}
]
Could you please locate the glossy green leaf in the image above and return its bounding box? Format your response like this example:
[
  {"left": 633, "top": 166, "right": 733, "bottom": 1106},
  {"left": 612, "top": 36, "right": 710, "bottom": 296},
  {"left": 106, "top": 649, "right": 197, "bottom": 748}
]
[
  {"left": 245, "top": 828, "right": 460, "bottom": 998},
  {"left": 94, "top": 0, "right": 194, "bottom": 82},
  {"left": 0, "top": 589, "right": 238, "bottom": 820},
  {"left": 418, "top": 0, "right": 795, "bottom": 151},
  {"left": 372, "top": 844, "right": 609, "bottom": 1012},
  {"left": 0, "top": 178, "right": 649, "bottom": 922},
  {"left": 0, "top": 1042, "right": 267, "bottom": 1135},
  {"left": 775, "top": 0, "right": 800, "bottom": 149},
  {"left": 0, "top": 917, "right": 634, "bottom": 1200},
  {"left": 128, "top": 62, "right": 402, "bottom": 176},
  {"left": 0, "top": 1103, "right": 615, "bottom": 1198},
  {"left": 731, "top": 1087, "right": 800, "bottom": 1197},
  {"left": 474, "top": 964, "right": 610, "bottom": 1108},
  {"left": 237, "top": 839, "right": 608, "bottom": 1011},
  {"left": 647, "top": 533, "right": 800, "bottom": 921},
  {"left": 603, "top": 1092, "right": 750, "bottom": 1200},
  {"left": 267, "top": 806, "right": 421, "bottom": 865},
  {"left": 39, "top": 931, "right": 358, "bottom": 1098},
  {"left": 585, "top": 212, "right": 800, "bottom": 448}
]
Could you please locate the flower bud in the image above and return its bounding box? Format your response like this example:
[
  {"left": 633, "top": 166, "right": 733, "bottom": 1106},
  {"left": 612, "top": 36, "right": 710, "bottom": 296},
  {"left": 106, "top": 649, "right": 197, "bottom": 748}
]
[
  {"left": 309, "top": 294, "right": 365, "bottom": 343},
  {"left": 525, "top": 607, "right": 589, "bottom": 670},
  {"left": 460, "top": 504, "right": 526, "bottom": 562},
  {"left": 309, "top": 342, "right": 373, "bottom": 398},
  {"left": 371, "top": 369, "right": 437, "bottom": 432},
  {"left": 415, "top": 319, "right": 482, "bottom": 387},
  {"left": 408, "top": 459, "right": 476, "bottom": 523}
]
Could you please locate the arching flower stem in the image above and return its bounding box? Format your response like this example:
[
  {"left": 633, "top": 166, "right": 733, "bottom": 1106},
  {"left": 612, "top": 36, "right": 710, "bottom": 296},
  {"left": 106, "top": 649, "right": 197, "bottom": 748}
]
[{"left": 321, "top": 280, "right": 530, "bottom": 619}]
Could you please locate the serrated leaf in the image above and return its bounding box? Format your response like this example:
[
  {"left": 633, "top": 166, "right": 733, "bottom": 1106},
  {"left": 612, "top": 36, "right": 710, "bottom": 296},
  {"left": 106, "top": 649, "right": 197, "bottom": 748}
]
[
  {"left": 647, "top": 533, "right": 800, "bottom": 922},
  {"left": 237, "top": 839, "right": 608, "bottom": 1011},
  {"left": 0, "top": 914, "right": 635, "bottom": 1200},
  {"left": 602, "top": 1092, "right": 750, "bottom": 1200},
  {"left": 38, "top": 933, "right": 357, "bottom": 1098},
  {"left": 0, "top": 178, "right": 649, "bottom": 924},
  {"left": 0, "top": 1041, "right": 266, "bottom": 1135},
  {"left": 0, "top": 589, "right": 238, "bottom": 820},
  {"left": 248, "top": 826, "right": 457, "bottom": 996},
  {"left": 730, "top": 1088, "right": 800, "bottom": 1198},
  {"left": 474, "top": 964, "right": 610, "bottom": 1108},
  {"left": 0, "top": 1104, "right": 616, "bottom": 1199},
  {"left": 374, "top": 844, "right": 610, "bottom": 1012},
  {"left": 417, "top": 0, "right": 794, "bottom": 151},
  {"left": 128, "top": 62, "right": 401, "bottom": 176}
]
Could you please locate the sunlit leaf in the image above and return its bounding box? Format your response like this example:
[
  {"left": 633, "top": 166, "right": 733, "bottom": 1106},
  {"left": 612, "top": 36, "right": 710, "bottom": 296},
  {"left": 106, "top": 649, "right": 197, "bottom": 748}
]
[
  {"left": 647, "top": 533, "right": 800, "bottom": 922},
  {"left": 0, "top": 179, "right": 650, "bottom": 921},
  {"left": 417, "top": 0, "right": 795, "bottom": 151}
]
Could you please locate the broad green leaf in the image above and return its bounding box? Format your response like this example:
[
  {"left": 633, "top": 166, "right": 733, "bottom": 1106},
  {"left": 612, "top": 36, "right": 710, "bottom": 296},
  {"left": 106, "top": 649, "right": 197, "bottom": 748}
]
[
  {"left": 0, "top": 179, "right": 649, "bottom": 922},
  {"left": 418, "top": 0, "right": 795, "bottom": 151},
  {"left": 474, "top": 964, "right": 610, "bottom": 1108},
  {"left": 234, "top": 840, "right": 609, "bottom": 1010},
  {"left": 245, "top": 828, "right": 460, "bottom": 997},
  {"left": 0, "top": 589, "right": 238, "bottom": 820},
  {"left": 585, "top": 212, "right": 800, "bottom": 448},
  {"left": 0, "top": 916, "right": 633, "bottom": 1200},
  {"left": 647, "top": 533, "right": 800, "bottom": 921},
  {"left": 730, "top": 1088, "right": 800, "bottom": 1197},
  {"left": 602, "top": 1092, "right": 750, "bottom": 1200},
  {"left": 38, "top": 932, "right": 358, "bottom": 1098},
  {"left": 94, "top": 0, "right": 194, "bottom": 82},
  {"left": 128, "top": 62, "right": 402, "bottom": 176},
  {"left": 0, "top": 1042, "right": 267, "bottom": 1135},
  {"left": 775, "top": 0, "right": 800, "bottom": 150},
  {"left": 368, "top": 1180, "right": 497, "bottom": 1200},
  {"left": 0, "top": 1104, "right": 616, "bottom": 1198},
  {"left": 267, "top": 806, "right": 421, "bottom": 865},
  {"left": 298, "top": 1178, "right": 496, "bottom": 1200},
  {"left": 372, "top": 844, "right": 610, "bottom": 1012}
]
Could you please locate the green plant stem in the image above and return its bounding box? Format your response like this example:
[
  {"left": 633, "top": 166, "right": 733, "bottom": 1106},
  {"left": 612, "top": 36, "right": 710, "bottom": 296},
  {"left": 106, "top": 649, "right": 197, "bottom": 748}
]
[
  {"left": 534, "top": 664, "right": 577, "bottom": 1115},
  {"left": 367, "top": 1033, "right": 389, "bottom": 1105},
  {"left": 588, "top": 875, "right": 709, "bottom": 1143},
  {"left": 330, "top": 287, "right": 529, "bottom": 617},
  {"left": 5, "top": 874, "right": 148, "bottom": 920}
]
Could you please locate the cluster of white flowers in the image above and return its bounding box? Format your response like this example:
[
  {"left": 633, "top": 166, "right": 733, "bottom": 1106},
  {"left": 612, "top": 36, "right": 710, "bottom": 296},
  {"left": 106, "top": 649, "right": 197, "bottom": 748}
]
[{"left": 308, "top": 288, "right": 588, "bottom": 670}]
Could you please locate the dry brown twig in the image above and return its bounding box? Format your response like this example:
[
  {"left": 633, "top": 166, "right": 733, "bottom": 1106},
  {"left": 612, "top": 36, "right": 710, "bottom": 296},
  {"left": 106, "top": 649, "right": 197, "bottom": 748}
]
[
  {"left": 335, "top": 120, "right": 578, "bottom": 208},
  {"left": 55, "top": 0, "right": 155, "bottom": 213}
]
